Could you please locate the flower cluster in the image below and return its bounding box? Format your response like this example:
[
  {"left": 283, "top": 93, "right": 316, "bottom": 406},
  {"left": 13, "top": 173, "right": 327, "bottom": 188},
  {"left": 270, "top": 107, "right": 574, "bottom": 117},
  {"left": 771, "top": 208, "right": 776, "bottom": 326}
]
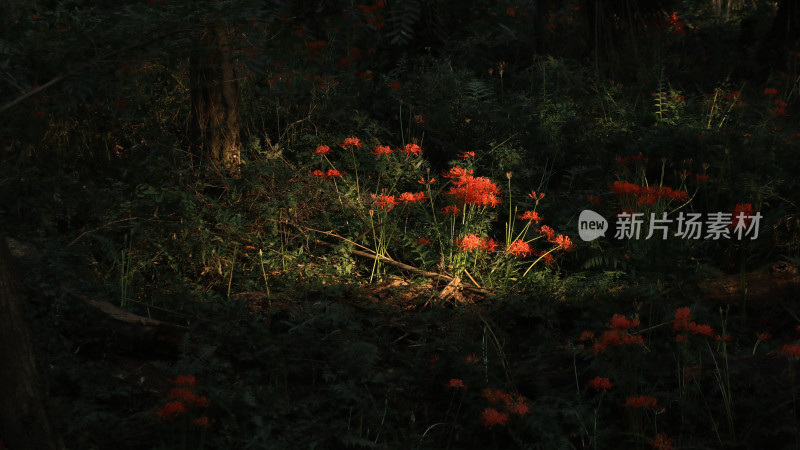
[
  {"left": 610, "top": 180, "right": 688, "bottom": 205},
  {"left": 580, "top": 313, "right": 645, "bottom": 354},
  {"left": 457, "top": 234, "right": 497, "bottom": 252},
  {"left": 443, "top": 166, "right": 501, "bottom": 207},
  {"left": 156, "top": 375, "right": 213, "bottom": 428},
  {"left": 672, "top": 307, "right": 715, "bottom": 338},
  {"left": 480, "top": 388, "right": 530, "bottom": 427},
  {"left": 587, "top": 376, "right": 613, "bottom": 393},
  {"left": 622, "top": 395, "right": 659, "bottom": 410}
]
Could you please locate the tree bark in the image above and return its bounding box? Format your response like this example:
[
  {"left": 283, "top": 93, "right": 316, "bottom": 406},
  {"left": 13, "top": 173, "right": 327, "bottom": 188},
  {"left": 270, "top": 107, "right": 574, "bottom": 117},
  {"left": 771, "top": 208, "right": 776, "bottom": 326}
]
[
  {"left": 0, "top": 234, "right": 63, "bottom": 450},
  {"left": 189, "top": 21, "right": 243, "bottom": 174}
]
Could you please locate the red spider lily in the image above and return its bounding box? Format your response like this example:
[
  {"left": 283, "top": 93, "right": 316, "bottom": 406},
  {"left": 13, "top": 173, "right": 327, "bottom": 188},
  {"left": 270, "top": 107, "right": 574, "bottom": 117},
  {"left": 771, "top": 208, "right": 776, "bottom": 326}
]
[
  {"left": 756, "top": 332, "right": 772, "bottom": 342},
  {"left": 371, "top": 145, "right": 393, "bottom": 156},
  {"left": 481, "top": 238, "right": 498, "bottom": 252},
  {"left": 341, "top": 136, "right": 362, "bottom": 148},
  {"left": 157, "top": 401, "right": 187, "bottom": 421},
  {"left": 480, "top": 407, "right": 509, "bottom": 427},
  {"left": 457, "top": 234, "right": 483, "bottom": 252},
  {"left": 528, "top": 190, "right": 545, "bottom": 200},
  {"left": 779, "top": 343, "right": 800, "bottom": 360},
  {"left": 444, "top": 378, "right": 467, "bottom": 389},
  {"left": 506, "top": 239, "right": 532, "bottom": 257},
  {"left": 518, "top": 211, "right": 542, "bottom": 223},
  {"left": 588, "top": 376, "right": 613, "bottom": 392},
  {"left": 442, "top": 205, "right": 461, "bottom": 216},
  {"left": 622, "top": 395, "right": 659, "bottom": 410},
  {"left": 539, "top": 225, "right": 555, "bottom": 241},
  {"left": 446, "top": 173, "right": 501, "bottom": 207},
  {"left": 731, "top": 203, "right": 754, "bottom": 228},
  {"left": 326, "top": 169, "right": 343, "bottom": 178},
  {"left": 311, "top": 145, "right": 331, "bottom": 155},
  {"left": 460, "top": 151, "right": 475, "bottom": 159},
  {"left": 442, "top": 166, "right": 473, "bottom": 179},
  {"left": 553, "top": 234, "right": 573, "bottom": 250},
  {"left": 577, "top": 331, "right": 594, "bottom": 342},
  {"left": 414, "top": 114, "right": 424, "bottom": 125},
  {"left": 387, "top": 81, "right": 402, "bottom": 90},
  {"left": 586, "top": 194, "right": 601, "bottom": 205},
  {"left": 373, "top": 194, "right": 396, "bottom": 211},
  {"left": 418, "top": 177, "right": 436, "bottom": 185},
  {"left": 763, "top": 88, "right": 779, "bottom": 97},
  {"left": 402, "top": 143, "right": 422, "bottom": 157},
  {"left": 652, "top": 433, "right": 674, "bottom": 450},
  {"left": 417, "top": 237, "right": 431, "bottom": 246},
  {"left": 311, "top": 170, "right": 325, "bottom": 177},
  {"left": 398, "top": 191, "right": 426, "bottom": 203}
]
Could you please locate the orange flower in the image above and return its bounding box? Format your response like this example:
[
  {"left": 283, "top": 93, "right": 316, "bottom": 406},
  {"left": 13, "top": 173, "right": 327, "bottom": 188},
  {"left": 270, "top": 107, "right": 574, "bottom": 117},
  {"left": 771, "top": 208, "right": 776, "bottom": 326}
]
[
  {"left": 588, "top": 376, "right": 613, "bottom": 392},
  {"left": 445, "top": 173, "right": 501, "bottom": 207},
  {"left": 457, "top": 234, "right": 483, "bottom": 252},
  {"left": 341, "top": 136, "right": 362, "bottom": 148},
  {"left": 480, "top": 407, "right": 509, "bottom": 427},
  {"left": 444, "top": 378, "right": 467, "bottom": 389},
  {"left": 402, "top": 143, "right": 422, "bottom": 157},
  {"left": 418, "top": 176, "right": 436, "bottom": 184},
  {"left": 518, "top": 211, "right": 542, "bottom": 223},
  {"left": 553, "top": 234, "right": 573, "bottom": 250},
  {"left": 311, "top": 169, "right": 325, "bottom": 177},
  {"left": 311, "top": 145, "right": 331, "bottom": 155},
  {"left": 481, "top": 238, "right": 498, "bottom": 252},
  {"left": 460, "top": 151, "right": 475, "bottom": 159},
  {"left": 373, "top": 194, "right": 396, "bottom": 211},
  {"left": 371, "top": 145, "right": 393, "bottom": 156},
  {"left": 528, "top": 190, "right": 545, "bottom": 200},
  {"left": 539, "top": 225, "right": 555, "bottom": 241},
  {"left": 506, "top": 239, "right": 532, "bottom": 257},
  {"left": 442, "top": 205, "right": 461, "bottom": 216}
]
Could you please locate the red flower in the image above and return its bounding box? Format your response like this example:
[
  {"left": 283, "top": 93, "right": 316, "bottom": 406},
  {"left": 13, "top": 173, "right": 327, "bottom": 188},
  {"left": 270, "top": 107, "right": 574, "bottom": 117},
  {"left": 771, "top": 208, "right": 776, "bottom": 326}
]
[
  {"left": 695, "top": 174, "right": 710, "bottom": 183},
  {"left": 779, "top": 343, "right": 800, "bottom": 360},
  {"left": 460, "top": 151, "right": 475, "bottom": 159},
  {"left": 457, "top": 234, "right": 483, "bottom": 252},
  {"left": 402, "top": 143, "right": 422, "bottom": 157},
  {"left": 371, "top": 145, "right": 393, "bottom": 156},
  {"left": 445, "top": 172, "right": 501, "bottom": 207},
  {"left": 387, "top": 81, "right": 402, "bottom": 90},
  {"left": 480, "top": 407, "right": 509, "bottom": 427},
  {"left": 553, "top": 234, "right": 573, "bottom": 251},
  {"left": 326, "top": 169, "right": 343, "bottom": 178},
  {"left": 622, "top": 395, "right": 659, "bottom": 410},
  {"left": 586, "top": 194, "right": 601, "bottom": 205},
  {"left": 444, "top": 378, "right": 467, "bottom": 389},
  {"left": 341, "top": 136, "right": 362, "bottom": 148},
  {"left": 518, "top": 211, "right": 542, "bottom": 223},
  {"left": 373, "top": 193, "right": 396, "bottom": 211},
  {"left": 588, "top": 376, "right": 613, "bottom": 392},
  {"left": 763, "top": 87, "right": 779, "bottom": 97},
  {"left": 539, "top": 225, "right": 555, "bottom": 241},
  {"left": 528, "top": 190, "right": 545, "bottom": 200},
  {"left": 414, "top": 114, "right": 425, "bottom": 125},
  {"left": 417, "top": 237, "right": 431, "bottom": 246},
  {"left": 481, "top": 238, "right": 498, "bottom": 252},
  {"left": 731, "top": 203, "right": 754, "bottom": 228},
  {"left": 610, "top": 313, "right": 640, "bottom": 330},
  {"left": 157, "top": 401, "right": 187, "bottom": 421},
  {"left": 442, "top": 205, "right": 461, "bottom": 216},
  {"left": 311, "top": 169, "right": 325, "bottom": 177},
  {"left": 756, "top": 332, "right": 772, "bottom": 342},
  {"left": 652, "top": 433, "right": 674, "bottom": 450},
  {"left": 507, "top": 239, "right": 532, "bottom": 257},
  {"left": 311, "top": 145, "right": 331, "bottom": 155},
  {"left": 577, "top": 331, "right": 594, "bottom": 342}
]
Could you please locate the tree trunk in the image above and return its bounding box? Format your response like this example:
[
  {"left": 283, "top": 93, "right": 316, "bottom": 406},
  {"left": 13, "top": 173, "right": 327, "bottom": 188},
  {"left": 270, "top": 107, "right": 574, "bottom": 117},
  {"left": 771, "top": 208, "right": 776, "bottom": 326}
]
[
  {"left": 0, "top": 234, "right": 63, "bottom": 450},
  {"left": 189, "top": 22, "right": 243, "bottom": 174}
]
